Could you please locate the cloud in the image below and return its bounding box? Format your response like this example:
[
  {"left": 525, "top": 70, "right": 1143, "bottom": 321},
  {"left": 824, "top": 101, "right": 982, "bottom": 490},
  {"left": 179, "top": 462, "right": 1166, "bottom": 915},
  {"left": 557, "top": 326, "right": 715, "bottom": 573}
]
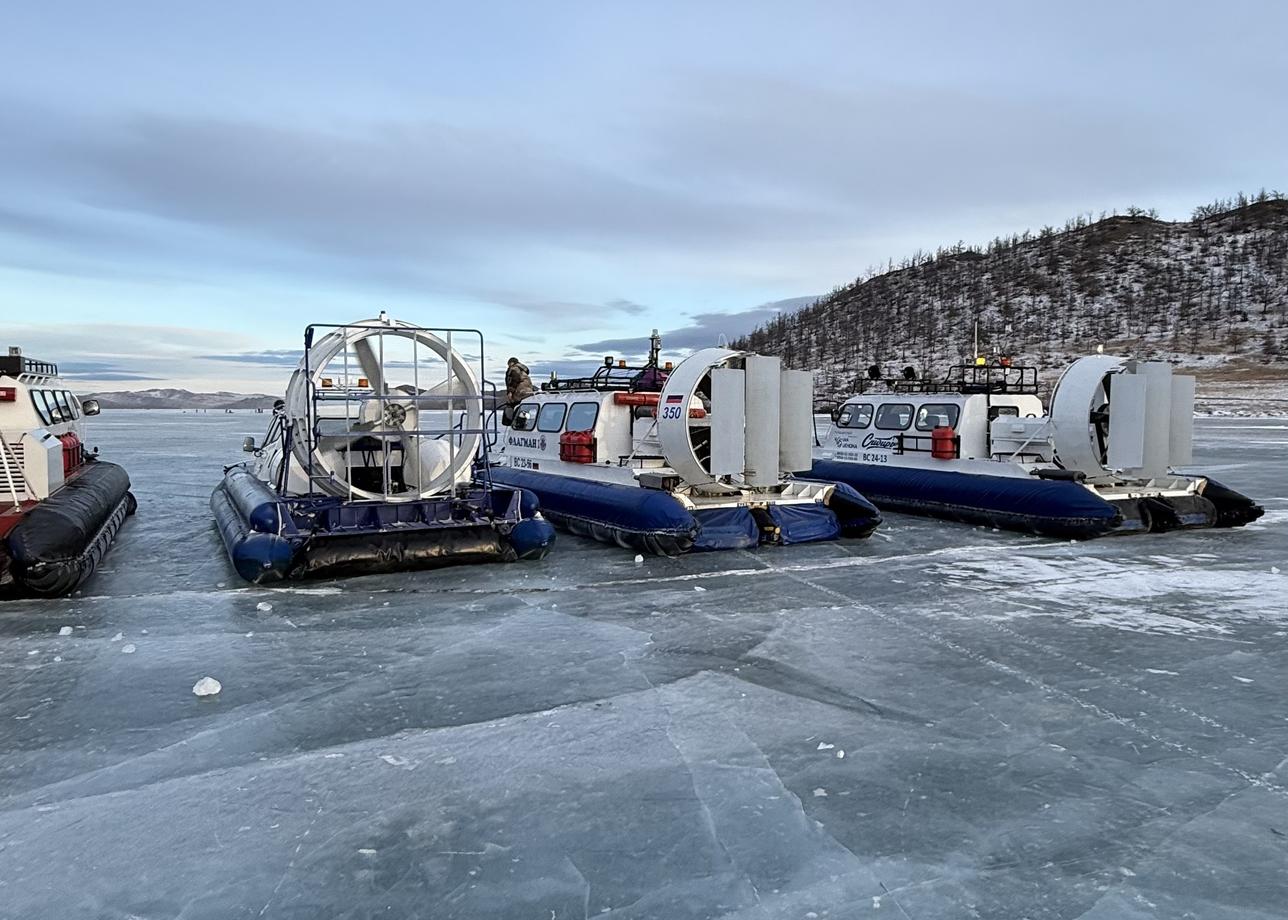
[
  {"left": 56, "top": 361, "right": 163, "bottom": 381},
  {"left": 0, "top": 106, "right": 817, "bottom": 285},
  {"left": 605, "top": 298, "right": 648, "bottom": 316},
  {"left": 60, "top": 371, "right": 163, "bottom": 381},
  {"left": 201, "top": 349, "right": 302, "bottom": 367},
  {"left": 575, "top": 295, "right": 818, "bottom": 355},
  {"left": 4, "top": 322, "right": 295, "bottom": 392}
]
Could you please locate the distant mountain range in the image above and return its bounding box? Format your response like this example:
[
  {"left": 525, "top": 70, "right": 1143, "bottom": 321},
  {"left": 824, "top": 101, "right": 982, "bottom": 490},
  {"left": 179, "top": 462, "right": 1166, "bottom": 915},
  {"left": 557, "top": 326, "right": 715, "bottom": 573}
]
[
  {"left": 736, "top": 193, "right": 1288, "bottom": 401},
  {"left": 84, "top": 388, "right": 277, "bottom": 410}
]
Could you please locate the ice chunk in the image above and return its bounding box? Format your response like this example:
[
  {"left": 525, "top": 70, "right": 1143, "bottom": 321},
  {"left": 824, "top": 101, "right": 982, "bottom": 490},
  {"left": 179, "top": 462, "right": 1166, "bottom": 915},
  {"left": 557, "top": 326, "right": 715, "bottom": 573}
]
[
  {"left": 192, "top": 677, "right": 222, "bottom": 697},
  {"left": 817, "top": 742, "right": 835, "bottom": 750},
  {"left": 121, "top": 644, "right": 137, "bottom": 654},
  {"left": 694, "top": 586, "right": 706, "bottom": 592},
  {"left": 379, "top": 754, "right": 411, "bottom": 767},
  {"left": 836, "top": 750, "right": 845, "bottom": 759},
  {"left": 634, "top": 554, "right": 644, "bottom": 565},
  {"left": 256, "top": 601, "right": 273, "bottom": 612},
  {"left": 58, "top": 626, "right": 73, "bottom": 637},
  {"left": 110, "top": 632, "right": 123, "bottom": 642},
  {"left": 1233, "top": 675, "right": 1254, "bottom": 683},
  {"left": 812, "top": 788, "right": 827, "bottom": 797}
]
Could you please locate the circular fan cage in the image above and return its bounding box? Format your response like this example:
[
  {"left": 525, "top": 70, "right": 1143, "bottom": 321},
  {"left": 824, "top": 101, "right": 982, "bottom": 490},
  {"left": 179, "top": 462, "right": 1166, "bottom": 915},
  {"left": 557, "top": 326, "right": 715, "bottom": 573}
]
[
  {"left": 655, "top": 347, "right": 760, "bottom": 493},
  {"left": 282, "top": 318, "right": 483, "bottom": 502},
  {"left": 1048, "top": 354, "right": 1129, "bottom": 479}
]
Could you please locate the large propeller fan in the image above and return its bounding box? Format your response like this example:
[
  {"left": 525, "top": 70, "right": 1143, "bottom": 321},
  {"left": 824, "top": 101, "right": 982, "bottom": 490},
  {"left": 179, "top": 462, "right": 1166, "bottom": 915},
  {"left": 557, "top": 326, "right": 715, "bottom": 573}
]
[{"left": 280, "top": 318, "right": 483, "bottom": 501}]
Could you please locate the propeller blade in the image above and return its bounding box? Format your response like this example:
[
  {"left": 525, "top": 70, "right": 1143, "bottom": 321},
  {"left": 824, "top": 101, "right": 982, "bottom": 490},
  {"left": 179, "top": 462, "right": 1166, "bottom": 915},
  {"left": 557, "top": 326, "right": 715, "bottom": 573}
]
[{"left": 352, "top": 336, "right": 386, "bottom": 394}]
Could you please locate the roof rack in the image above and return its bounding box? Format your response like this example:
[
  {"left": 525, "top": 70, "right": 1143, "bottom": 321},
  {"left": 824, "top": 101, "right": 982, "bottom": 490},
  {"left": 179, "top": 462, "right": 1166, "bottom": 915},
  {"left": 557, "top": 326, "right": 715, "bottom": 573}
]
[
  {"left": 858, "top": 362, "right": 1039, "bottom": 396},
  {"left": 541, "top": 329, "right": 671, "bottom": 394},
  {"left": 0, "top": 354, "right": 58, "bottom": 378},
  {"left": 542, "top": 362, "right": 665, "bottom": 393}
]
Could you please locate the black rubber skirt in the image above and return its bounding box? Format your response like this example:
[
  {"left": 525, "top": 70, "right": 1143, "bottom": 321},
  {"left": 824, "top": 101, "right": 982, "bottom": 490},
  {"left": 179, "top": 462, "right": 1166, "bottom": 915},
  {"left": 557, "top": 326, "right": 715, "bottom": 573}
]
[{"left": 3, "top": 461, "right": 136, "bottom": 598}]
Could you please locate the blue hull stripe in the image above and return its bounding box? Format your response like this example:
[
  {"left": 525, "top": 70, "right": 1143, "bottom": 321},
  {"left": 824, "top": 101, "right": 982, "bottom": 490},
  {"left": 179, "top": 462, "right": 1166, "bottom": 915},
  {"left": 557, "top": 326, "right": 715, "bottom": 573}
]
[
  {"left": 809, "top": 460, "right": 1120, "bottom": 539},
  {"left": 488, "top": 467, "right": 878, "bottom": 553}
]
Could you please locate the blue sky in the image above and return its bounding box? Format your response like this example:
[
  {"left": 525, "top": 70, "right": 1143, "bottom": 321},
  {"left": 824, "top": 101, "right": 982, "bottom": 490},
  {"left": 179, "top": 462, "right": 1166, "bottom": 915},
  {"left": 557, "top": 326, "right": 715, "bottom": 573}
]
[{"left": 2, "top": 1, "right": 1285, "bottom": 391}]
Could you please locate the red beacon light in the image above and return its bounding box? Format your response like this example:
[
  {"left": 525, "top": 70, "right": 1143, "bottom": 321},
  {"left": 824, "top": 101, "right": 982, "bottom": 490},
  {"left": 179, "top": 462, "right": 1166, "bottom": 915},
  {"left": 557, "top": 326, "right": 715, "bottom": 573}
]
[{"left": 0, "top": 386, "right": 15, "bottom": 402}]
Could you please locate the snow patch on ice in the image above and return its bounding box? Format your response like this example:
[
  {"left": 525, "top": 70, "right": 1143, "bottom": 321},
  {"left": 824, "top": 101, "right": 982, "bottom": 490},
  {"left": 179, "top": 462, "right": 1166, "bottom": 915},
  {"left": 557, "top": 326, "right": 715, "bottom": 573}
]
[
  {"left": 1145, "top": 668, "right": 1179, "bottom": 676},
  {"left": 1232, "top": 675, "right": 1254, "bottom": 683},
  {"left": 192, "top": 677, "right": 222, "bottom": 696},
  {"left": 256, "top": 601, "right": 273, "bottom": 612},
  {"left": 812, "top": 788, "right": 827, "bottom": 797},
  {"left": 934, "top": 554, "right": 1288, "bottom": 636},
  {"left": 121, "top": 643, "right": 136, "bottom": 654},
  {"left": 109, "top": 632, "right": 123, "bottom": 642},
  {"left": 58, "top": 626, "right": 73, "bottom": 636}
]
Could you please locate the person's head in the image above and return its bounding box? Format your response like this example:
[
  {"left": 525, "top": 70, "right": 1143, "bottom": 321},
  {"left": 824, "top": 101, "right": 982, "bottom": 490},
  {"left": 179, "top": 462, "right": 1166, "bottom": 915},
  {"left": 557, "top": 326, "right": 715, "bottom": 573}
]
[{"left": 507, "top": 357, "right": 519, "bottom": 366}]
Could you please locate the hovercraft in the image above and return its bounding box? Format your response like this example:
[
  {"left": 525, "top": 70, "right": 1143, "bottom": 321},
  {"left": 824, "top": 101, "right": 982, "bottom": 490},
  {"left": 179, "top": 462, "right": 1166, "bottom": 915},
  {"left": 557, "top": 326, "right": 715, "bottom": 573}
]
[
  {"left": 1, "top": 347, "right": 136, "bottom": 597},
  {"left": 488, "top": 331, "right": 881, "bottom": 555},
  {"left": 212, "top": 316, "right": 555, "bottom": 584},
  {"left": 813, "top": 355, "right": 1263, "bottom": 538}
]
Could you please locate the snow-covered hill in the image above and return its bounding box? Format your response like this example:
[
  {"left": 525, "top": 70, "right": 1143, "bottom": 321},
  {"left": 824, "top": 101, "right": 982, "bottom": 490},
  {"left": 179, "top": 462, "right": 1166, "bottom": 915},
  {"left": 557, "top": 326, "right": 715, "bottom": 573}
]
[
  {"left": 83, "top": 388, "right": 276, "bottom": 409},
  {"left": 737, "top": 194, "right": 1288, "bottom": 403}
]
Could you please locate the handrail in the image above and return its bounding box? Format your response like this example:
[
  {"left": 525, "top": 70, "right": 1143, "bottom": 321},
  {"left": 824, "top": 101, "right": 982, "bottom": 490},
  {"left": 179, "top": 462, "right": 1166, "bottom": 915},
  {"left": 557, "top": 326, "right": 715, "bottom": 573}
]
[{"left": 0, "top": 431, "right": 34, "bottom": 509}]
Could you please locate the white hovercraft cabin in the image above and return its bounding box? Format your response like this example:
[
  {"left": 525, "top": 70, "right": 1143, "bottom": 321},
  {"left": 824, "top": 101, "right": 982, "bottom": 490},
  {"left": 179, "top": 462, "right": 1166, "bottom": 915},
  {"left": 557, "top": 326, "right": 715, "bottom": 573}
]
[
  {"left": 813, "top": 356, "right": 1263, "bottom": 537},
  {"left": 1, "top": 347, "right": 136, "bottom": 597},
  {"left": 489, "top": 332, "right": 881, "bottom": 554}
]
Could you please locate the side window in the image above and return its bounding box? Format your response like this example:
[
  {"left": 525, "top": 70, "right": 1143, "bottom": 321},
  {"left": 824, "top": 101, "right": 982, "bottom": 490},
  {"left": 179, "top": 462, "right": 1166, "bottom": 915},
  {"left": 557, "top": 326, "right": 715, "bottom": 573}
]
[
  {"left": 30, "top": 390, "right": 53, "bottom": 425},
  {"left": 566, "top": 402, "right": 599, "bottom": 432},
  {"left": 536, "top": 402, "right": 567, "bottom": 433},
  {"left": 54, "top": 390, "right": 74, "bottom": 422},
  {"left": 838, "top": 403, "right": 873, "bottom": 429},
  {"left": 512, "top": 402, "right": 539, "bottom": 431},
  {"left": 63, "top": 391, "right": 81, "bottom": 419},
  {"left": 51, "top": 391, "right": 69, "bottom": 422},
  {"left": 874, "top": 403, "right": 914, "bottom": 431},
  {"left": 988, "top": 405, "right": 1019, "bottom": 421},
  {"left": 44, "top": 390, "right": 65, "bottom": 423},
  {"left": 915, "top": 403, "right": 961, "bottom": 431}
]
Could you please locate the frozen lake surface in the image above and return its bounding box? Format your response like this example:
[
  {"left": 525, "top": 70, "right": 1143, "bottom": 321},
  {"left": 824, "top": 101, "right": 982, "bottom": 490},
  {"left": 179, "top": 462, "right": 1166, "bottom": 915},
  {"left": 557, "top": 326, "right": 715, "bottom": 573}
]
[{"left": 2, "top": 413, "right": 1286, "bottom": 919}]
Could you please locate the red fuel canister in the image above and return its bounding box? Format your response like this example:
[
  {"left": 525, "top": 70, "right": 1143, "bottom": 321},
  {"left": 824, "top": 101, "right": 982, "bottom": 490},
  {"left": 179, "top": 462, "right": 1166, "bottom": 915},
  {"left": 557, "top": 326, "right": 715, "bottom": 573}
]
[{"left": 931, "top": 426, "right": 957, "bottom": 460}]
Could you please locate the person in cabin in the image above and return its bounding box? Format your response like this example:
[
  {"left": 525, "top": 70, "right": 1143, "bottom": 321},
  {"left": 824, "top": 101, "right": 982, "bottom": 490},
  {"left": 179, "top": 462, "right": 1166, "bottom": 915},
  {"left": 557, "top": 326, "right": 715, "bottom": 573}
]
[{"left": 502, "top": 357, "right": 535, "bottom": 425}]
